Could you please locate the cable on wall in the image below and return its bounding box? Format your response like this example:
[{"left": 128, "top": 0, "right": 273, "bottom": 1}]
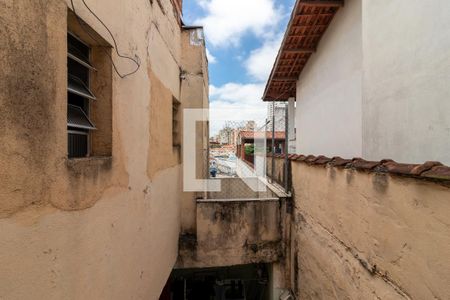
[{"left": 70, "top": 0, "right": 141, "bottom": 78}]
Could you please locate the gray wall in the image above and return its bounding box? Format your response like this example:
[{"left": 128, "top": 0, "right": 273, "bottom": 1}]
[{"left": 362, "top": 0, "right": 450, "bottom": 164}]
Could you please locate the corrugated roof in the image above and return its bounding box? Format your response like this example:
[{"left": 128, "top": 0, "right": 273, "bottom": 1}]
[{"left": 262, "top": 0, "right": 343, "bottom": 101}]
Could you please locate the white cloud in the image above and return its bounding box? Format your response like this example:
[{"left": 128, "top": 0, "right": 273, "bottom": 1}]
[
  {"left": 195, "top": 0, "right": 281, "bottom": 47},
  {"left": 206, "top": 48, "right": 217, "bottom": 64},
  {"left": 209, "top": 83, "right": 268, "bottom": 135},
  {"left": 210, "top": 82, "right": 263, "bottom": 103},
  {"left": 245, "top": 34, "right": 283, "bottom": 81},
  {"left": 192, "top": 0, "right": 292, "bottom": 135}
]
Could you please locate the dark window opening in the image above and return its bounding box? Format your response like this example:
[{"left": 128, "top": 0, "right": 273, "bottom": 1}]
[
  {"left": 67, "top": 32, "right": 96, "bottom": 158},
  {"left": 68, "top": 130, "right": 89, "bottom": 158},
  {"left": 68, "top": 92, "right": 88, "bottom": 112},
  {"left": 164, "top": 264, "right": 270, "bottom": 300},
  {"left": 173, "top": 97, "right": 181, "bottom": 147}
]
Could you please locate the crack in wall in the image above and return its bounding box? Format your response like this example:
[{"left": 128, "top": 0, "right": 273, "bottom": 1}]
[
  {"left": 296, "top": 209, "right": 413, "bottom": 300},
  {"left": 149, "top": 20, "right": 181, "bottom": 70}
]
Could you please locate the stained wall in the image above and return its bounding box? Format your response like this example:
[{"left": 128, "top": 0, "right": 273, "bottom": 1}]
[
  {"left": 0, "top": 0, "right": 207, "bottom": 299},
  {"left": 290, "top": 160, "right": 450, "bottom": 299}
]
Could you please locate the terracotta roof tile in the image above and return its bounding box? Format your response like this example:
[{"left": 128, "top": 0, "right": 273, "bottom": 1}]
[
  {"left": 421, "top": 166, "right": 450, "bottom": 180},
  {"left": 313, "top": 155, "right": 332, "bottom": 165},
  {"left": 290, "top": 154, "right": 300, "bottom": 160},
  {"left": 411, "top": 161, "right": 443, "bottom": 175},
  {"left": 330, "top": 157, "right": 352, "bottom": 167},
  {"left": 304, "top": 155, "right": 317, "bottom": 163},
  {"left": 239, "top": 130, "right": 285, "bottom": 140},
  {"left": 263, "top": 0, "right": 343, "bottom": 101},
  {"left": 351, "top": 159, "right": 381, "bottom": 171},
  {"left": 296, "top": 155, "right": 307, "bottom": 161},
  {"left": 381, "top": 161, "right": 419, "bottom": 175},
  {"left": 278, "top": 154, "right": 450, "bottom": 182}
]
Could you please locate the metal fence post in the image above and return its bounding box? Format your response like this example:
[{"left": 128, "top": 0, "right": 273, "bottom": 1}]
[
  {"left": 284, "top": 102, "right": 289, "bottom": 193},
  {"left": 271, "top": 101, "right": 275, "bottom": 183}
]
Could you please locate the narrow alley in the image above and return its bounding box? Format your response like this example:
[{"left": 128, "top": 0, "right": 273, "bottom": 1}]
[{"left": 1, "top": 0, "right": 450, "bottom": 300}]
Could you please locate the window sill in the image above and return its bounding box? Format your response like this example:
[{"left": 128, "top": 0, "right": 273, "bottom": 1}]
[{"left": 66, "top": 156, "right": 112, "bottom": 169}]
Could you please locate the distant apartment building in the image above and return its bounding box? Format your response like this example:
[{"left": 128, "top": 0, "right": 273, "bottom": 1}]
[
  {"left": 216, "top": 121, "right": 256, "bottom": 147},
  {"left": 0, "top": 0, "right": 208, "bottom": 299},
  {"left": 267, "top": 101, "right": 296, "bottom": 154},
  {"left": 266, "top": 102, "right": 286, "bottom": 132},
  {"left": 217, "top": 127, "right": 232, "bottom": 145}
]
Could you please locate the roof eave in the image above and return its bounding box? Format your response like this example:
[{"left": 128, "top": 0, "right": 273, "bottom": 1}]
[
  {"left": 262, "top": 0, "right": 302, "bottom": 102},
  {"left": 262, "top": 0, "right": 344, "bottom": 102}
]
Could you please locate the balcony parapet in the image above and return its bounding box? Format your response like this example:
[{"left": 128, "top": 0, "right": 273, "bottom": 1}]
[{"left": 176, "top": 178, "right": 288, "bottom": 269}]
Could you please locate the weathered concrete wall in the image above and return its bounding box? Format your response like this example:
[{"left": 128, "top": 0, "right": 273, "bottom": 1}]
[
  {"left": 362, "top": 0, "right": 450, "bottom": 165},
  {"left": 177, "top": 179, "right": 284, "bottom": 269},
  {"left": 267, "top": 155, "right": 287, "bottom": 186},
  {"left": 0, "top": 0, "right": 208, "bottom": 299},
  {"left": 290, "top": 161, "right": 450, "bottom": 299},
  {"left": 179, "top": 27, "right": 209, "bottom": 234},
  {"left": 0, "top": 166, "right": 180, "bottom": 299},
  {"left": 178, "top": 199, "right": 282, "bottom": 269},
  {"left": 295, "top": 0, "right": 362, "bottom": 158},
  {"left": 207, "top": 177, "right": 277, "bottom": 200}
]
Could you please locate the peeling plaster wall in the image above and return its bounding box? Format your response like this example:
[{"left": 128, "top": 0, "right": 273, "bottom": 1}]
[
  {"left": 0, "top": 0, "right": 206, "bottom": 299},
  {"left": 0, "top": 166, "right": 180, "bottom": 300},
  {"left": 267, "top": 155, "right": 287, "bottom": 186},
  {"left": 291, "top": 162, "right": 450, "bottom": 299},
  {"left": 178, "top": 200, "right": 282, "bottom": 269},
  {"left": 179, "top": 28, "right": 210, "bottom": 234},
  {"left": 147, "top": 71, "right": 180, "bottom": 179},
  {"left": 177, "top": 177, "right": 285, "bottom": 269}
]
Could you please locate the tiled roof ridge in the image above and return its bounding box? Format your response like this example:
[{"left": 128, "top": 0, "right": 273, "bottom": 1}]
[{"left": 268, "top": 153, "right": 450, "bottom": 181}]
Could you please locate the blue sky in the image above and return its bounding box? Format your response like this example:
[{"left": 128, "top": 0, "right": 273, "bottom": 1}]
[{"left": 183, "top": 0, "right": 295, "bottom": 134}]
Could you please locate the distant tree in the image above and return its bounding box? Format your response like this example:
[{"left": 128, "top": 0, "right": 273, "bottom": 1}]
[{"left": 245, "top": 144, "right": 254, "bottom": 155}]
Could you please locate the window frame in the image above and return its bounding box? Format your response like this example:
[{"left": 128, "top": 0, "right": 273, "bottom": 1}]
[{"left": 67, "top": 31, "right": 96, "bottom": 158}]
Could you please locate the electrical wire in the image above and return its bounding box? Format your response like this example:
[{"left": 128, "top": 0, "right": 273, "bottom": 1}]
[
  {"left": 70, "top": 0, "right": 140, "bottom": 78},
  {"left": 270, "top": 86, "right": 295, "bottom": 102}
]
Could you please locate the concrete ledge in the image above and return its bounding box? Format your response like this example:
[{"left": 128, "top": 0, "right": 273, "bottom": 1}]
[{"left": 198, "top": 197, "right": 279, "bottom": 203}]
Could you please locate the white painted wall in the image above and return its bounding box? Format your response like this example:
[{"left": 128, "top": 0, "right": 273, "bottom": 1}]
[
  {"left": 294, "top": 0, "right": 450, "bottom": 165},
  {"left": 295, "top": 0, "right": 363, "bottom": 158},
  {"left": 362, "top": 0, "right": 450, "bottom": 164},
  {"left": 288, "top": 98, "right": 296, "bottom": 154}
]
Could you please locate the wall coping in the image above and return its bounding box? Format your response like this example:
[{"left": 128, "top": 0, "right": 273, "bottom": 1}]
[
  {"left": 198, "top": 197, "right": 279, "bottom": 203},
  {"left": 267, "top": 153, "right": 450, "bottom": 182}
]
